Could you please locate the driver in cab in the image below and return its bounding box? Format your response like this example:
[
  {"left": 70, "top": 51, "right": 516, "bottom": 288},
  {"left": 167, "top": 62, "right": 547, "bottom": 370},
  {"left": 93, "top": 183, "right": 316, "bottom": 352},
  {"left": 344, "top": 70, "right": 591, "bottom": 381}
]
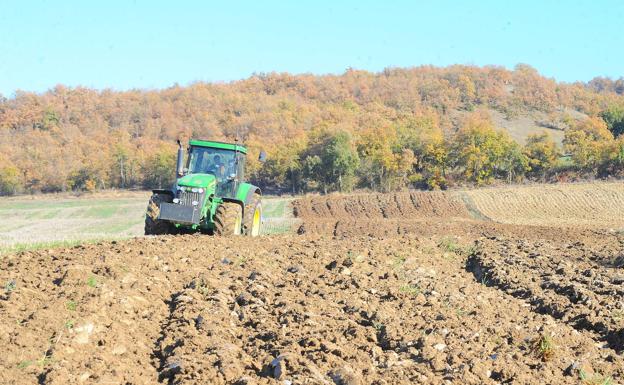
[{"left": 208, "top": 155, "right": 226, "bottom": 178}]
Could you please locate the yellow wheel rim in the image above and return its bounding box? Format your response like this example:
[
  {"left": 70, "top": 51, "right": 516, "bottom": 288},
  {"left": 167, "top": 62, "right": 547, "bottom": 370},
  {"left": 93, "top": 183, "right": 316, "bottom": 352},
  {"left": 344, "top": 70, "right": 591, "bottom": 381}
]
[{"left": 251, "top": 206, "right": 261, "bottom": 236}]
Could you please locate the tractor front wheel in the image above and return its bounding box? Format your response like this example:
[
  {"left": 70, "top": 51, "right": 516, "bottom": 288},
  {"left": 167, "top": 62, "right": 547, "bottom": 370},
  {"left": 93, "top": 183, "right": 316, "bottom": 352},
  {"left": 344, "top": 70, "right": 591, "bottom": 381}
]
[
  {"left": 145, "top": 193, "right": 174, "bottom": 235},
  {"left": 214, "top": 202, "right": 243, "bottom": 236}
]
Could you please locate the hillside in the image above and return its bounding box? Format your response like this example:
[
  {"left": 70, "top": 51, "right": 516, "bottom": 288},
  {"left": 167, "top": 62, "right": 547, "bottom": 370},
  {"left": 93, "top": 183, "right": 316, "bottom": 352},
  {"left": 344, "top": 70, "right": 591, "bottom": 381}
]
[
  {"left": 469, "top": 108, "right": 587, "bottom": 146},
  {"left": 1, "top": 64, "right": 624, "bottom": 194}
]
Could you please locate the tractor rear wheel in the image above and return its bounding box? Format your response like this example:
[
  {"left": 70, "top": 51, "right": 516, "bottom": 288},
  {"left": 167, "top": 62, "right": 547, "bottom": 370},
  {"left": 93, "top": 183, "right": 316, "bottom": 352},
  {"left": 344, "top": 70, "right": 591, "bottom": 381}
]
[
  {"left": 243, "top": 193, "right": 262, "bottom": 237},
  {"left": 214, "top": 202, "right": 243, "bottom": 236},
  {"left": 145, "top": 193, "right": 174, "bottom": 235}
]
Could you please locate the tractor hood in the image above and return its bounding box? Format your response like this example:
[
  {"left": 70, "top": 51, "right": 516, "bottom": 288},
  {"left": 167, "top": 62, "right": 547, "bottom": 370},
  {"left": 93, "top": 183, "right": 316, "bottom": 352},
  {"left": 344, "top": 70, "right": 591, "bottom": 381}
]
[{"left": 176, "top": 173, "right": 217, "bottom": 189}]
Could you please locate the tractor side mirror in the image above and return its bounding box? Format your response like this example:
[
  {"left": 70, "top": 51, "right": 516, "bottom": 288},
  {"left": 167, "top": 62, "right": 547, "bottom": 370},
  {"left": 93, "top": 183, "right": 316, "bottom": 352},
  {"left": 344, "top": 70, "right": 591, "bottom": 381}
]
[{"left": 258, "top": 150, "right": 267, "bottom": 163}]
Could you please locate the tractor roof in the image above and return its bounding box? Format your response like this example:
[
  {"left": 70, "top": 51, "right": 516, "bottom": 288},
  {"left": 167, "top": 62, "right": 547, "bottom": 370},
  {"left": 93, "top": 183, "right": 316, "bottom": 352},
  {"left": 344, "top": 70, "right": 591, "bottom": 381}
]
[{"left": 189, "top": 139, "right": 247, "bottom": 154}]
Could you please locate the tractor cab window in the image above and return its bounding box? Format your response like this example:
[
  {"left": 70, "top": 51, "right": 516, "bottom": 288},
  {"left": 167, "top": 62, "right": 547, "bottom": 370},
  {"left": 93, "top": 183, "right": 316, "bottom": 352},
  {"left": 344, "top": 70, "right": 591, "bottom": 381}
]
[
  {"left": 187, "top": 146, "right": 244, "bottom": 197},
  {"left": 187, "top": 147, "right": 237, "bottom": 178},
  {"left": 236, "top": 152, "right": 245, "bottom": 181}
]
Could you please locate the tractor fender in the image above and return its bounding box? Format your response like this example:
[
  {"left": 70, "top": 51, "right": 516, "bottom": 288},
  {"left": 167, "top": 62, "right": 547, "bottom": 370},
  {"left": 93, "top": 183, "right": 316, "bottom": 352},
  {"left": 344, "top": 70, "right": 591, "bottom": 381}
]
[
  {"left": 242, "top": 186, "right": 261, "bottom": 216},
  {"left": 227, "top": 184, "right": 261, "bottom": 217},
  {"left": 221, "top": 198, "right": 245, "bottom": 215},
  {"left": 243, "top": 187, "right": 261, "bottom": 205}
]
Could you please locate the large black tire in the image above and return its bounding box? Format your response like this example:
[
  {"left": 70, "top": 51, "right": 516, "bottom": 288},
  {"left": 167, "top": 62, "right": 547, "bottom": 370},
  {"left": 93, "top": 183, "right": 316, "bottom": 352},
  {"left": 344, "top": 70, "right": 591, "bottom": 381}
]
[
  {"left": 145, "top": 193, "right": 173, "bottom": 235},
  {"left": 213, "top": 202, "right": 243, "bottom": 236},
  {"left": 243, "top": 193, "right": 262, "bottom": 237}
]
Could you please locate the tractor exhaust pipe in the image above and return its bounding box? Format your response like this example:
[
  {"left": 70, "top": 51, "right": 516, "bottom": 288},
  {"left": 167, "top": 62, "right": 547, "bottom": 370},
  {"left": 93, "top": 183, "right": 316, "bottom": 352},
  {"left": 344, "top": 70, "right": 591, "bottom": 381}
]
[{"left": 176, "top": 140, "right": 184, "bottom": 177}]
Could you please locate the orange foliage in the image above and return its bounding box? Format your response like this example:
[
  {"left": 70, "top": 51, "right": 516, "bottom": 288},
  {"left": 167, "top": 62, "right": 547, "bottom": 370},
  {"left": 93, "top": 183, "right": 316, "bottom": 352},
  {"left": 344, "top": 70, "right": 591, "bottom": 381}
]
[{"left": 0, "top": 65, "right": 623, "bottom": 194}]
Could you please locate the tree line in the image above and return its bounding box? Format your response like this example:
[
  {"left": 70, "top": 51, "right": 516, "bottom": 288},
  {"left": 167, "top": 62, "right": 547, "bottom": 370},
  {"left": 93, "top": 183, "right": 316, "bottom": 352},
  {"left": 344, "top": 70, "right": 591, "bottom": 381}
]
[
  {"left": 257, "top": 110, "right": 624, "bottom": 193},
  {"left": 1, "top": 64, "right": 624, "bottom": 195}
]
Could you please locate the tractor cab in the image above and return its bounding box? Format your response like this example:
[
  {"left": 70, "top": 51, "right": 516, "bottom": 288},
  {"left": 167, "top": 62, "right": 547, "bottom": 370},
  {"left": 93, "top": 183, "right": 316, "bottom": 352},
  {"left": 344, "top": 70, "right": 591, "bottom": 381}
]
[{"left": 185, "top": 139, "right": 246, "bottom": 198}]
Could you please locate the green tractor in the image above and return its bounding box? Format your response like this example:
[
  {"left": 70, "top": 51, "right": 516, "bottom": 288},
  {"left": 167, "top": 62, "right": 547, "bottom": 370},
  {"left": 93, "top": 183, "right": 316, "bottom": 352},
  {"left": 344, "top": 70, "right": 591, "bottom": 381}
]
[{"left": 144, "top": 139, "right": 265, "bottom": 236}]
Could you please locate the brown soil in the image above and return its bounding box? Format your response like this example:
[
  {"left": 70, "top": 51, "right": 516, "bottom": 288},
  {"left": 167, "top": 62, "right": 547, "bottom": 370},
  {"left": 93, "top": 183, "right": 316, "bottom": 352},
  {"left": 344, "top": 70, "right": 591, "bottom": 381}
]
[
  {"left": 292, "top": 191, "right": 471, "bottom": 220},
  {"left": 2, "top": 185, "right": 624, "bottom": 384},
  {"left": 468, "top": 230, "right": 624, "bottom": 354}
]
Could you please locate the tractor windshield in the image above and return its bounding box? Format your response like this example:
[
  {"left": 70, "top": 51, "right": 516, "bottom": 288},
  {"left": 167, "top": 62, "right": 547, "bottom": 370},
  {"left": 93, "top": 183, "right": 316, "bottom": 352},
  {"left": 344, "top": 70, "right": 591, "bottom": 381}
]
[{"left": 187, "top": 146, "right": 238, "bottom": 178}]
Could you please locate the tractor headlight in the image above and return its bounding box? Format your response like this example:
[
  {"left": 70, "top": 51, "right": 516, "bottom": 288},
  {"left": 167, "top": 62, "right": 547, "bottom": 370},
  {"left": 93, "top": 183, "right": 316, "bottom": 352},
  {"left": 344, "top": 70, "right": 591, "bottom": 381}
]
[
  {"left": 178, "top": 186, "right": 185, "bottom": 192},
  {"left": 191, "top": 187, "right": 198, "bottom": 193},
  {"left": 173, "top": 198, "right": 180, "bottom": 204},
  {"left": 192, "top": 200, "right": 199, "bottom": 206},
  {"left": 197, "top": 188, "right": 204, "bottom": 193}
]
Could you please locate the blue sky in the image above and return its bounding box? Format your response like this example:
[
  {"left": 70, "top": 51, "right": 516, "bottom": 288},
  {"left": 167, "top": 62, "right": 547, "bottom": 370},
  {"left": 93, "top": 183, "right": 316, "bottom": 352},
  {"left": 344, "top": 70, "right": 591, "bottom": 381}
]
[{"left": 0, "top": 0, "right": 622, "bottom": 96}]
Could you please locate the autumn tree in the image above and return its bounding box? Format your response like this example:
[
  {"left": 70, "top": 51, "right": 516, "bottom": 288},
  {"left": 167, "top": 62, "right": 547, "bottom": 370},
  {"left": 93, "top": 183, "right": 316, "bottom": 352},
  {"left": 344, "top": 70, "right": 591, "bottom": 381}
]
[
  {"left": 452, "top": 112, "right": 528, "bottom": 185},
  {"left": 302, "top": 130, "right": 359, "bottom": 193},
  {"left": 256, "top": 136, "right": 306, "bottom": 193},
  {"left": 511, "top": 64, "right": 558, "bottom": 112},
  {"left": 523, "top": 132, "right": 559, "bottom": 179},
  {"left": 0, "top": 162, "right": 22, "bottom": 195},
  {"left": 397, "top": 113, "right": 448, "bottom": 189},
  {"left": 599, "top": 105, "right": 624, "bottom": 137},
  {"left": 564, "top": 116, "right": 613, "bottom": 173},
  {"left": 142, "top": 144, "right": 177, "bottom": 188},
  {"left": 600, "top": 136, "right": 624, "bottom": 176},
  {"left": 110, "top": 131, "right": 140, "bottom": 188},
  {"left": 358, "top": 127, "right": 393, "bottom": 191}
]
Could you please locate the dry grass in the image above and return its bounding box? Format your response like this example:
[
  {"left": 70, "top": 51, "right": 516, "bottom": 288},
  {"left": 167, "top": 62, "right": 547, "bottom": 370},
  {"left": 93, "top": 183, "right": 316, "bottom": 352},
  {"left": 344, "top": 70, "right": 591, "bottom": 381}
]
[
  {"left": 0, "top": 192, "right": 295, "bottom": 254},
  {"left": 0, "top": 189, "right": 150, "bottom": 202},
  {"left": 451, "top": 107, "right": 586, "bottom": 146},
  {"left": 0, "top": 195, "right": 148, "bottom": 253}
]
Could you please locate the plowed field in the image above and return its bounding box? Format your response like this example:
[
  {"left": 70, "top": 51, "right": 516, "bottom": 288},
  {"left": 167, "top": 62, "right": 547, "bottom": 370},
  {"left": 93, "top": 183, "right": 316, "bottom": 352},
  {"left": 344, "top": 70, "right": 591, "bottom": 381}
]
[{"left": 2, "top": 182, "right": 624, "bottom": 384}]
